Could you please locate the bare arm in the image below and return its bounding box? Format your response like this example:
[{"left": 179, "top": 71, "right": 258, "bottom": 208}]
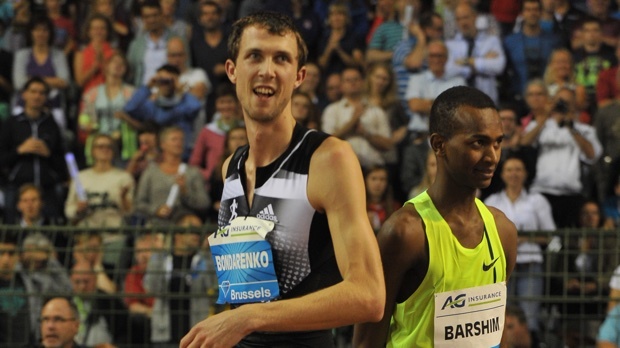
[
  {"left": 569, "top": 128, "right": 596, "bottom": 159},
  {"left": 519, "top": 120, "right": 546, "bottom": 146},
  {"left": 354, "top": 205, "right": 425, "bottom": 347},
  {"left": 404, "top": 24, "right": 427, "bottom": 70},
  {"left": 408, "top": 98, "right": 433, "bottom": 114},
  {"left": 366, "top": 49, "right": 394, "bottom": 64},
  {"left": 181, "top": 138, "right": 385, "bottom": 347}
]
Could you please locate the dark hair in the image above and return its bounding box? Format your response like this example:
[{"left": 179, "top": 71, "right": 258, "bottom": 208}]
[
  {"left": 581, "top": 16, "right": 601, "bottom": 29},
  {"left": 341, "top": 65, "right": 365, "bottom": 79},
  {"left": 228, "top": 11, "right": 308, "bottom": 71},
  {"left": 505, "top": 304, "right": 527, "bottom": 324},
  {"left": 141, "top": 0, "right": 161, "bottom": 13},
  {"left": 157, "top": 63, "right": 181, "bottom": 75},
  {"left": 23, "top": 76, "right": 50, "bottom": 95},
  {"left": 139, "top": 120, "right": 160, "bottom": 135},
  {"left": 200, "top": 0, "right": 222, "bottom": 15},
  {"left": 429, "top": 86, "right": 497, "bottom": 138},
  {"left": 0, "top": 230, "right": 19, "bottom": 245},
  {"left": 82, "top": 13, "right": 112, "bottom": 44},
  {"left": 419, "top": 12, "right": 442, "bottom": 30},
  {"left": 215, "top": 82, "right": 237, "bottom": 100},
  {"left": 27, "top": 16, "right": 56, "bottom": 47},
  {"left": 521, "top": 0, "right": 541, "bottom": 12}
]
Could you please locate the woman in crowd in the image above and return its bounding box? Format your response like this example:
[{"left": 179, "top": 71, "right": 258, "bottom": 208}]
[
  {"left": 73, "top": 13, "right": 116, "bottom": 92},
  {"left": 317, "top": 2, "right": 364, "bottom": 76},
  {"left": 135, "top": 126, "right": 210, "bottom": 226},
  {"left": 364, "top": 165, "right": 400, "bottom": 234},
  {"left": 408, "top": 148, "right": 437, "bottom": 199},
  {"left": 13, "top": 15, "right": 70, "bottom": 131},
  {"left": 291, "top": 91, "right": 320, "bottom": 130},
  {"left": 484, "top": 156, "right": 556, "bottom": 338},
  {"left": 65, "top": 133, "right": 135, "bottom": 228},
  {"left": 78, "top": 52, "right": 139, "bottom": 165}
]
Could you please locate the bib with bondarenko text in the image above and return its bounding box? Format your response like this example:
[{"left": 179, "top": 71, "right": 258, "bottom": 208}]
[{"left": 208, "top": 216, "right": 279, "bottom": 304}]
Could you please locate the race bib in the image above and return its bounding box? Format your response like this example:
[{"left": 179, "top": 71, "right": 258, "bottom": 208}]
[
  {"left": 208, "top": 216, "right": 279, "bottom": 304},
  {"left": 434, "top": 282, "right": 506, "bottom": 348}
]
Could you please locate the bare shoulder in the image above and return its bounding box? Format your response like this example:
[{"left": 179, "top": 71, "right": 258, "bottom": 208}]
[{"left": 378, "top": 203, "right": 426, "bottom": 265}]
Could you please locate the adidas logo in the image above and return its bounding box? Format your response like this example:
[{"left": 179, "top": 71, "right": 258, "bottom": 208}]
[{"left": 257, "top": 204, "right": 278, "bottom": 223}]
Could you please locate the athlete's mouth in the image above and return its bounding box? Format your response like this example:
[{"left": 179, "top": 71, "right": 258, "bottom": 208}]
[{"left": 253, "top": 87, "right": 275, "bottom": 97}]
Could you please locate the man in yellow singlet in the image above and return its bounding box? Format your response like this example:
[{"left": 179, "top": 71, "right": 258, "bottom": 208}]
[{"left": 354, "top": 86, "right": 517, "bottom": 347}]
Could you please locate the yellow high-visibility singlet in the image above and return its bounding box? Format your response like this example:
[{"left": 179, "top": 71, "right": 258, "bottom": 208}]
[{"left": 387, "top": 191, "right": 507, "bottom": 348}]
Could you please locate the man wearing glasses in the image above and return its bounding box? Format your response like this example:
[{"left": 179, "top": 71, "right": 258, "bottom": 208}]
[{"left": 39, "top": 297, "right": 82, "bottom": 348}]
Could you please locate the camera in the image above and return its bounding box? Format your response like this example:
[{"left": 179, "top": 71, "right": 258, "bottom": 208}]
[{"left": 552, "top": 99, "right": 569, "bottom": 114}]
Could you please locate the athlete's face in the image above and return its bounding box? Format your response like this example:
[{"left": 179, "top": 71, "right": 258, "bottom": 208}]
[
  {"left": 225, "top": 26, "right": 306, "bottom": 124},
  {"left": 439, "top": 106, "right": 503, "bottom": 190}
]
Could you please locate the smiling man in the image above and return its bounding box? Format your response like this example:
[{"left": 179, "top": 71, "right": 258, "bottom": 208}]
[
  {"left": 39, "top": 297, "right": 82, "bottom": 348},
  {"left": 181, "top": 11, "right": 385, "bottom": 348},
  {"left": 354, "top": 86, "right": 517, "bottom": 348}
]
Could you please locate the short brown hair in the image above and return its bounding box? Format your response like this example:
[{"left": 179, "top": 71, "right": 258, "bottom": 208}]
[{"left": 227, "top": 11, "right": 308, "bottom": 71}]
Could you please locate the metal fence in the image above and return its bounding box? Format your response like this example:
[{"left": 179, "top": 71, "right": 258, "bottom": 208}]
[{"left": 0, "top": 225, "right": 618, "bottom": 347}]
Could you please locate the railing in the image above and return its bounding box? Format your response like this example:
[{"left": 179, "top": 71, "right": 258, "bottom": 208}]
[{"left": 0, "top": 225, "right": 619, "bottom": 347}]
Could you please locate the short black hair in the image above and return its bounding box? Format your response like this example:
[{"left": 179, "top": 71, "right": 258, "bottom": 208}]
[
  {"left": 228, "top": 11, "right": 308, "bottom": 71},
  {"left": 430, "top": 86, "right": 497, "bottom": 138},
  {"left": 27, "top": 16, "right": 56, "bottom": 47},
  {"left": 216, "top": 82, "right": 237, "bottom": 100},
  {"left": 141, "top": 0, "right": 161, "bottom": 13},
  {"left": 23, "top": 76, "right": 50, "bottom": 95},
  {"left": 41, "top": 297, "right": 80, "bottom": 319},
  {"left": 157, "top": 64, "right": 181, "bottom": 76}
]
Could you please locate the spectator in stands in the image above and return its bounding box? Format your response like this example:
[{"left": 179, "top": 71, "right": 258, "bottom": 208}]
[
  {"left": 166, "top": 36, "right": 211, "bottom": 144},
  {"left": 408, "top": 148, "right": 436, "bottom": 199},
  {"left": 521, "top": 86, "right": 602, "bottom": 228},
  {"left": 0, "top": 32, "right": 13, "bottom": 123},
  {"left": 321, "top": 66, "right": 392, "bottom": 168},
  {"left": 3, "top": 0, "right": 31, "bottom": 53},
  {"left": 595, "top": 68, "right": 620, "bottom": 204},
  {"left": 290, "top": 0, "right": 321, "bottom": 62},
  {"left": 72, "top": 13, "right": 116, "bottom": 93},
  {"left": 503, "top": 304, "right": 537, "bottom": 348},
  {"left": 559, "top": 200, "right": 607, "bottom": 347},
  {"left": 365, "top": 165, "right": 400, "bottom": 234},
  {"left": 544, "top": 48, "right": 588, "bottom": 114},
  {"left": 189, "top": 83, "right": 241, "bottom": 188},
  {"left": 391, "top": 12, "right": 443, "bottom": 116},
  {"left": 573, "top": 18, "right": 617, "bottom": 116},
  {"left": 124, "top": 232, "right": 158, "bottom": 346},
  {"left": 573, "top": 0, "right": 620, "bottom": 49},
  {"left": 71, "top": 233, "right": 119, "bottom": 295},
  {"left": 70, "top": 262, "right": 129, "bottom": 347},
  {"left": 602, "top": 174, "right": 620, "bottom": 228},
  {"left": 321, "top": 72, "right": 343, "bottom": 113},
  {"left": 298, "top": 62, "right": 322, "bottom": 108},
  {"left": 125, "top": 121, "right": 160, "bottom": 182},
  {"left": 317, "top": 2, "right": 364, "bottom": 77},
  {"left": 484, "top": 156, "right": 556, "bottom": 338},
  {"left": 90, "top": 0, "right": 131, "bottom": 51},
  {"left": 207, "top": 125, "right": 247, "bottom": 222},
  {"left": 145, "top": 213, "right": 217, "bottom": 347},
  {"left": 504, "top": 0, "right": 560, "bottom": 100},
  {"left": 365, "top": 61, "right": 408, "bottom": 198},
  {"left": 0, "top": 77, "right": 68, "bottom": 225},
  {"left": 291, "top": 91, "right": 320, "bottom": 130},
  {"left": 17, "top": 183, "right": 55, "bottom": 227},
  {"left": 65, "top": 134, "right": 135, "bottom": 227},
  {"left": 445, "top": 2, "right": 505, "bottom": 104},
  {"left": 551, "top": 0, "right": 586, "bottom": 48},
  {"left": 13, "top": 15, "right": 70, "bottom": 131},
  {"left": 78, "top": 53, "right": 139, "bottom": 166},
  {"left": 39, "top": 297, "right": 82, "bottom": 348},
  {"left": 596, "top": 37, "right": 620, "bottom": 109},
  {"left": 0, "top": 231, "right": 35, "bottom": 346},
  {"left": 124, "top": 64, "right": 202, "bottom": 160},
  {"left": 439, "top": 0, "right": 500, "bottom": 40},
  {"left": 365, "top": 0, "right": 409, "bottom": 65},
  {"left": 399, "top": 40, "right": 464, "bottom": 196},
  {"left": 127, "top": 0, "right": 175, "bottom": 86},
  {"left": 135, "top": 126, "right": 210, "bottom": 226},
  {"left": 190, "top": 0, "right": 230, "bottom": 119},
  {"left": 44, "top": 0, "right": 76, "bottom": 57}
]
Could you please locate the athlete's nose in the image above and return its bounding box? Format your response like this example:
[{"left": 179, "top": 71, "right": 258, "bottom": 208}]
[{"left": 258, "top": 58, "right": 276, "bottom": 79}]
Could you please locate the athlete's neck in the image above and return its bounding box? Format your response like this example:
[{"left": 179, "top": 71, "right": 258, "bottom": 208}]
[{"left": 246, "top": 115, "right": 296, "bottom": 167}]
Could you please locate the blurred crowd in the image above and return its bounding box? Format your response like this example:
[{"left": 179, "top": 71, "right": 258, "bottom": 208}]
[{"left": 3, "top": 0, "right": 620, "bottom": 347}]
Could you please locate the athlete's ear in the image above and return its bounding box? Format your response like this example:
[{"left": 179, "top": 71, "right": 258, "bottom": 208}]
[
  {"left": 294, "top": 66, "right": 306, "bottom": 89},
  {"left": 225, "top": 59, "right": 237, "bottom": 84},
  {"left": 429, "top": 133, "right": 446, "bottom": 157}
]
